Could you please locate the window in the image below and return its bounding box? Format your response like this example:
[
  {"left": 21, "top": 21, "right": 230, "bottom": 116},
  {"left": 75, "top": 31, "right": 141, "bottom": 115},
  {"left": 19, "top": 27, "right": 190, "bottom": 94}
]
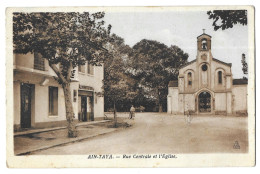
[
  {"left": 218, "top": 71, "right": 222, "bottom": 84},
  {"left": 87, "top": 62, "right": 94, "bottom": 75},
  {"left": 78, "top": 64, "right": 86, "bottom": 73},
  {"left": 202, "top": 64, "right": 208, "bottom": 71},
  {"left": 34, "top": 52, "right": 45, "bottom": 71},
  {"left": 188, "top": 72, "right": 192, "bottom": 86},
  {"left": 201, "top": 39, "right": 207, "bottom": 50},
  {"left": 49, "top": 86, "right": 58, "bottom": 115}
]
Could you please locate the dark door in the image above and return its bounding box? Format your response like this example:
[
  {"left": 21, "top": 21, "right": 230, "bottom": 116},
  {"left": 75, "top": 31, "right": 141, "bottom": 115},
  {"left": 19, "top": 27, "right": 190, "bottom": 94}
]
[
  {"left": 20, "top": 83, "right": 33, "bottom": 128},
  {"left": 89, "top": 96, "right": 94, "bottom": 121},
  {"left": 81, "top": 96, "right": 87, "bottom": 121},
  {"left": 198, "top": 91, "right": 211, "bottom": 113}
]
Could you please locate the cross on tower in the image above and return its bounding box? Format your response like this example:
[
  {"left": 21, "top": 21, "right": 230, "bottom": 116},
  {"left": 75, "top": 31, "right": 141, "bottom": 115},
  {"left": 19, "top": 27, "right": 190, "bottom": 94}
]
[{"left": 203, "top": 29, "right": 205, "bottom": 34}]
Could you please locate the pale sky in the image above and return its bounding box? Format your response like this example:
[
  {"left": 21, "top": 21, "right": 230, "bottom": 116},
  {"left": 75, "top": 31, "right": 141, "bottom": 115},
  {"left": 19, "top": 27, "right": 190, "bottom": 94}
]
[{"left": 104, "top": 10, "right": 248, "bottom": 79}]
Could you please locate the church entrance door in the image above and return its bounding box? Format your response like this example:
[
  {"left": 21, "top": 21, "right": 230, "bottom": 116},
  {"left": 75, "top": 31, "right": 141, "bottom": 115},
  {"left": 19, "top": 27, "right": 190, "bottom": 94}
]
[{"left": 198, "top": 91, "right": 211, "bottom": 113}]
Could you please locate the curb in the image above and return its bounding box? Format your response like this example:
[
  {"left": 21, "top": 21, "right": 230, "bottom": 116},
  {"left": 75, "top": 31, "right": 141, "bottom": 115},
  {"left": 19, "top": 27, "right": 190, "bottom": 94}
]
[
  {"left": 15, "top": 128, "right": 118, "bottom": 156},
  {"left": 14, "top": 120, "right": 112, "bottom": 137}
]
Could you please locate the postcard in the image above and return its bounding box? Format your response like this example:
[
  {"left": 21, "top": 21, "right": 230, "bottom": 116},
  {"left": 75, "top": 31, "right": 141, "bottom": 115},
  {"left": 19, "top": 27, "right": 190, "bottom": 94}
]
[{"left": 6, "top": 6, "right": 255, "bottom": 167}]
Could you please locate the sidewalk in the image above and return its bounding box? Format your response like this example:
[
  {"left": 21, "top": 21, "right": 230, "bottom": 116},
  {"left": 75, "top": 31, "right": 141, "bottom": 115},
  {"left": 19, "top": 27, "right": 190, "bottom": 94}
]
[
  {"left": 14, "top": 120, "right": 111, "bottom": 137},
  {"left": 14, "top": 119, "right": 126, "bottom": 155}
]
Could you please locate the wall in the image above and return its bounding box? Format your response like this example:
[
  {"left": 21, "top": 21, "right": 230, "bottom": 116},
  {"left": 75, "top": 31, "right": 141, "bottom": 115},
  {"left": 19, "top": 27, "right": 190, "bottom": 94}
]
[
  {"left": 34, "top": 84, "right": 67, "bottom": 123},
  {"left": 178, "top": 94, "right": 184, "bottom": 114},
  {"left": 78, "top": 64, "right": 104, "bottom": 118},
  {"left": 210, "top": 61, "right": 231, "bottom": 91},
  {"left": 167, "top": 87, "right": 179, "bottom": 114},
  {"left": 215, "top": 93, "right": 227, "bottom": 114},
  {"left": 232, "top": 85, "right": 247, "bottom": 115},
  {"left": 13, "top": 71, "right": 71, "bottom": 128},
  {"left": 167, "top": 96, "right": 172, "bottom": 114},
  {"left": 78, "top": 64, "right": 103, "bottom": 91},
  {"left": 71, "top": 82, "right": 79, "bottom": 117},
  {"left": 226, "top": 92, "right": 232, "bottom": 115},
  {"left": 179, "top": 58, "right": 232, "bottom": 94},
  {"left": 15, "top": 53, "right": 34, "bottom": 69},
  {"left": 14, "top": 52, "right": 105, "bottom": 129},
  {"left": 14, "top": 53, "right": 56, "bottom": 77},
  {"left": 13, "top": 81, "right": 20, "bottom": 126},
  {"left": 184, "top": 94, "right": 195, "bottom": 113},
  {"left": 94, "top": 96, "right": 104, "bottom": 119},
  {"left": 179, "top": 62, "right": 197, "bottom": 92}
]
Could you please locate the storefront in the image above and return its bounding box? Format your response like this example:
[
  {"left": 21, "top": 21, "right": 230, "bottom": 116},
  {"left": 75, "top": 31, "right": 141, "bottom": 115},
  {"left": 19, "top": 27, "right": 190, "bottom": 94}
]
[{"left": 78, "top": 85, "right": 94, "bottom": 122}]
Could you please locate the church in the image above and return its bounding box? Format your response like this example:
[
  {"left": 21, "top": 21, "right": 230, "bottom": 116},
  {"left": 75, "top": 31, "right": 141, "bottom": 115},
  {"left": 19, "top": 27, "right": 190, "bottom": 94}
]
[{"left": 167, "top": 32, "right": 248, "bottom": 116}]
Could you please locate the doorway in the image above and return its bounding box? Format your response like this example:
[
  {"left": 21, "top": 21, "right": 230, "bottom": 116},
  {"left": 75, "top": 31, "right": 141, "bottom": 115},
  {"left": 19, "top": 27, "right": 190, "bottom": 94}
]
[
  {"left": 198, "top": 91, "right": 211, "bottom": 113},
  {"left": 20, "top": 83, "right": 34, "bottom": 128},
  {"left": 80, "top": 96, "right": 87, "bottom": 121},
  {"left": 78, "top": 90, "right": 94, "bottom": 122}
]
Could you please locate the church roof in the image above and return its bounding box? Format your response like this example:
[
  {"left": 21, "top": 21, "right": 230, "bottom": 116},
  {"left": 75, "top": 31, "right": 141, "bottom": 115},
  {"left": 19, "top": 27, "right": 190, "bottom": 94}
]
[
  {"left": 197, "top": 33, "right": 212, "bottom": 38},
  {"left": 180, "top": 59, "right": 196, "bottom": 69},
  {"left": 168, "top": 80, "right": 178, "bottom": 87},
  {"left": 213, "top": 58, "right": 232, "bottom": 67},
  {"left": 233, "top": 79, "right": 248, "bottom": 85},
  {"left": 180, "top": 58, "right": 231, "bottom": 69}
]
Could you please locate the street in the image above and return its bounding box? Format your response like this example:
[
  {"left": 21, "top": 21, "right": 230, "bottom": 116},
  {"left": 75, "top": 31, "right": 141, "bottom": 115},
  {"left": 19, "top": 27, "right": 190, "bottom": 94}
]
[{"left": 31, "top": 113, "right": 248, "bottom": 155}]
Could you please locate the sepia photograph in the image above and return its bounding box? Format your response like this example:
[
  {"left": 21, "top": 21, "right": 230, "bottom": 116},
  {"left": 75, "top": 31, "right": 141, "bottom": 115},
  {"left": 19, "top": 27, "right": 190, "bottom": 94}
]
[{"left": 6, "top": 6, "right": 255, "bottom": 167}]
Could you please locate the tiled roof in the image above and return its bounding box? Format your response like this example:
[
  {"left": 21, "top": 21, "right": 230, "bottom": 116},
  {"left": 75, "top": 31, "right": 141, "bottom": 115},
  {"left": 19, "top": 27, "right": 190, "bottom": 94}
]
[
  {"left": 233, "top": 79, "right": 248, "bottom": 85},
  {"left": 168, "top": 80, "right": 178, "bottom": 87}
]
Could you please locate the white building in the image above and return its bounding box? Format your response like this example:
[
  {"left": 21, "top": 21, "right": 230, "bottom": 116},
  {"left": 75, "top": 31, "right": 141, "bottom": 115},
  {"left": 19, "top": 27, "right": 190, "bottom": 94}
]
[
  {"left": 13, "top": 53, "right": 104, "bottom": 130},
  {"left": 167, "top": 32, "right": 248, "bottom": 116}
]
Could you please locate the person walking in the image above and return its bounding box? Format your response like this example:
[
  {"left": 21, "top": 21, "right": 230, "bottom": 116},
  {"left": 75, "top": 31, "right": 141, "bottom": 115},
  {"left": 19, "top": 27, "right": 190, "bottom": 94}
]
[{"left": 129, "top": 105, "right": 135, "bottom": 119}]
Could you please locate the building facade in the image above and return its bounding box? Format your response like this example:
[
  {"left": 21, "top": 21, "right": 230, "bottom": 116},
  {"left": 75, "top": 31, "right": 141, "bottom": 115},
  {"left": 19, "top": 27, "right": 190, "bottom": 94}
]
[
  {"left": 13, "top": 53, "right": 104, "bottom": 131},
  {"left": 167, "top": 32, "right": 248, "bottom": 116}
]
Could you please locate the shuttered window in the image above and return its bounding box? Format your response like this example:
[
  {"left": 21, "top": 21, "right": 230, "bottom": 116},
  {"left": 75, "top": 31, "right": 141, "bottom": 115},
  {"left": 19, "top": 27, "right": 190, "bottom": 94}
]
[
  {"left": 34, "top": 52, "right": 45, "bottom": 71},
  {"left": 49, "top": 86, "right": 58, "bottom": 115},
  {"left": 79, "top": 65, "right": 86, "bottom": 73},
  {"left": 87, "top": 62, "right": 94, "bottom": 75}
]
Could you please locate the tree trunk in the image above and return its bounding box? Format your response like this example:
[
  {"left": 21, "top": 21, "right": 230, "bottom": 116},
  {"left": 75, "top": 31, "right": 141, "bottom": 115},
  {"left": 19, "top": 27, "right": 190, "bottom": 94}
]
[
  {"left": 62, "top": 83, "right": 78, "bottom": 137},
  {"left": 113, "top": 100, "right": 117, "bottom": 127},
  {"left": 49, "top": 63, "right": 77, "bottom": 137}
]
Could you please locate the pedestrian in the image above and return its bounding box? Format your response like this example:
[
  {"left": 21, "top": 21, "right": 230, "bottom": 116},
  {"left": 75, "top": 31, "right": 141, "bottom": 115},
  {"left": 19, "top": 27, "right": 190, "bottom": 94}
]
[{"left": 129, "top": 105, "right": 135, "bottom": 119}]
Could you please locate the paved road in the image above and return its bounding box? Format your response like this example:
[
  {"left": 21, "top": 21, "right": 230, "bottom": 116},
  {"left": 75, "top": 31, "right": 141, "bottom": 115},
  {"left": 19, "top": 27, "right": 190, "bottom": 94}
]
[{"left": 32, "top": 113, "right": 248, "bottom": 155}]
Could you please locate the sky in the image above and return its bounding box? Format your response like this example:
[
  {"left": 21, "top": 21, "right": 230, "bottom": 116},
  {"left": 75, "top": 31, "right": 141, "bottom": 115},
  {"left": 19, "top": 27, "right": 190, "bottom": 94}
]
[{"left": 104, "top": 10, "right": 248, "bottom": 79}]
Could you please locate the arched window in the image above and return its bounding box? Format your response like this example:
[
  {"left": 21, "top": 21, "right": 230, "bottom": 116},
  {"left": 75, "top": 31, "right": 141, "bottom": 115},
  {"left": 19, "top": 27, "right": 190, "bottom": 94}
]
[
  {"left": 202, "top": 39, "right": 207, "bottom": 50},
  {"left": 188, "top": 72, "right": 192, "bottom": 86},
  {"left": 218, "top": 71, "right": 222, "bottom": 84}
]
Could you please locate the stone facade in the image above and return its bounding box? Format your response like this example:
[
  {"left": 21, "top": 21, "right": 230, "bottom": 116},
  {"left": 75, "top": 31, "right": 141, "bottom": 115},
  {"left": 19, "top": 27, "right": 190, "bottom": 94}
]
[
  {"left": 13, "top": 53, "right": 104, "bottom": 131},
  {"left": 167, "top": 33, "right": 248, "bottom": 116}
]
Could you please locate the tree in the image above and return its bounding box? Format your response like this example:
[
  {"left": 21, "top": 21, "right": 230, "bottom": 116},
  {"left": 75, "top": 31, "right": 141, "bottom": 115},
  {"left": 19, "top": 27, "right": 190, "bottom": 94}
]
[
  {"left": 13, "top": 12, "right": 111, "bottom": 137},
  {"left": 241, "top": 53, "right": 248, "bottom": 79},
  {"left": 128, "top": 39, "right": 188, "bottom": 112},
  {"left": 207, "top": 10, "right": 247, "bottom": 31},
  {"left": 103, "top": 34, "right": 136, "bottom": 125}
]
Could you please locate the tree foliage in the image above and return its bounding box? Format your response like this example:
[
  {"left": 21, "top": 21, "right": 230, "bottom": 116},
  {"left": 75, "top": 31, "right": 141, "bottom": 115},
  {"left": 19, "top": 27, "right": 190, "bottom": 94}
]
[
  {"left": 104, "top": 35, "right": 136, "bottom": 101},
  {"left": 13, "top": 12, "right": 111, "bottom": 74},
  {"left": 241, "top": 53, "right": 248, "bottom": 78},
  {"left": 13, "top": 12, "right": 111, "bottom": 137},
  {"left": 127, "top": 39, "right": 188, "bottom": 112},
  {"left": 207, "top": 10, "right": 247, "bottom": 31},
  {"left": 103, "top": 34, "right": 137, "bottom": 124}
]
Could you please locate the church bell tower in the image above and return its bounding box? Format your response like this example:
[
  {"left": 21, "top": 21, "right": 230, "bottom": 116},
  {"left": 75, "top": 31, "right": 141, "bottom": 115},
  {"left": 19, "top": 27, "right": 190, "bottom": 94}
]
[
  {"left": 196, "top": 29, "right": 213, "bottom": 88},
  {"left": 196, "top": 29, "right": 212, "bottom": 64}
]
